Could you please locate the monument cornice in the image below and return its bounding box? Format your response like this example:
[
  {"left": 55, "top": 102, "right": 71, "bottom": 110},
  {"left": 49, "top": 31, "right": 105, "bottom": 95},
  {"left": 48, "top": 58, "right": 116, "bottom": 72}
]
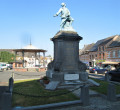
[{"left": 51, "top": 31, "right": 83, "bottom": 41}]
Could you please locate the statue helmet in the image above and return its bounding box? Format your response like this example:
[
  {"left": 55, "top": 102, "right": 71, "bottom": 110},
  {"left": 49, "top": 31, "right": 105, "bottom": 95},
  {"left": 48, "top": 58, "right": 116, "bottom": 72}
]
[{"left": 61, "top": 3, "right": 66, "bottom": 7}]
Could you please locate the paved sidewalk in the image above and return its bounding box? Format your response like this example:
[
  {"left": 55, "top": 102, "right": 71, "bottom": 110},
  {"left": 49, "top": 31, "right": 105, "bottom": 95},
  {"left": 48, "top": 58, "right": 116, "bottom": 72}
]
[{"left": 54, "top": 97, "right": 120, "bottom": 110}]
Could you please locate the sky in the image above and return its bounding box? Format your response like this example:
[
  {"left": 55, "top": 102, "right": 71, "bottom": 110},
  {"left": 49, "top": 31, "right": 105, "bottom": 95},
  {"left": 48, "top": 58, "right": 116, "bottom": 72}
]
[{"left": 0, "top": 0, "right": 120, "bottom": 56}]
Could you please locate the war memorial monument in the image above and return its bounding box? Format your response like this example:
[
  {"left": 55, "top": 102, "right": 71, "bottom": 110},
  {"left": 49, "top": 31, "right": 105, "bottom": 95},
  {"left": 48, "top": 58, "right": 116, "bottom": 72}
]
[{"left": 46, "top": 3, "right": 93, "bottom": 90}]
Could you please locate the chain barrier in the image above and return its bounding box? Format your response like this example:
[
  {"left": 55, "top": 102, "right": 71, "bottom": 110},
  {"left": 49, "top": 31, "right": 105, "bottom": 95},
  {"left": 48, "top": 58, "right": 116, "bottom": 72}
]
[
  {"left": 12, "top": 86, "right": 81, "bottom": 98},
  {"left": 109, "top": 81, "right": 120, "bottom": 85}
]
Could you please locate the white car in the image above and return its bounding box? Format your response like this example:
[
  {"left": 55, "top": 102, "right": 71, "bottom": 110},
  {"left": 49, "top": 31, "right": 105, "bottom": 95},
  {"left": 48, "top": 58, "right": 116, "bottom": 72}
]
[
  {"left": 0, "top": 63, "right": 8, "bottom": 70},
  {"left": 0, "top": 66, "right": 3, "bottom": 72}
]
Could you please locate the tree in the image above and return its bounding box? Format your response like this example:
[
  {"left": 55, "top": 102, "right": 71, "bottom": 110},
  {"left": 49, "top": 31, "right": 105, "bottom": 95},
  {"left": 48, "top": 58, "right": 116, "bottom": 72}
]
[{"left": 0, "top": 51, "right": 15, "bottom": 63}]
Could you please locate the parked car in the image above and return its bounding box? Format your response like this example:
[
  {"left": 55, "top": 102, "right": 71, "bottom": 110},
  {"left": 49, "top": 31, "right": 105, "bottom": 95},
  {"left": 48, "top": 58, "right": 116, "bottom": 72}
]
[
  {"left": 87, "top": 66, "right": 92, "bottom": 70},
  {"left": 0, "top": 67, "right": 3, "bottom": 72},
  {"left": 106, "top": 68, "right": 120, "bottom": 82},
  {"left": 0, "top": 63, "right": 8, "bottom": 70},
  {"left": 87, "top": 66, "right": 91, "bottom": 70},
  {"left": 7, "top": 64, "right": 13, "bottom": 70},
  {"left": 89, "top": 66, "right": 108, "bottom": 74},
  {"left": 104, "top": 65, "right": 116, "bottom": 71}
]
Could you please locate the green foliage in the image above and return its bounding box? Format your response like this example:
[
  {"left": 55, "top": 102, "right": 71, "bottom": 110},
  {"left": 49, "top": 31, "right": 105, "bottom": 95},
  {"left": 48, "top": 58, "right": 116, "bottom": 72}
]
[
  {"left": 90, "top": 78, "right": 108, "bottom": 94},
  {"left": 95, "top": 60, "right": 105, "bottom": 65},
  {"left": 0, "top": 51, "right": 15, "bottom": 63},
  {"left": 90, "top": 78, "right": 120, "bottom": 95}
]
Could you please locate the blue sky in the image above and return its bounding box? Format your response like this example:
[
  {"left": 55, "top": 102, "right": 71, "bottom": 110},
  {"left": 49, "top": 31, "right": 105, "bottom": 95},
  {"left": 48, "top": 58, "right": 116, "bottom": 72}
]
[{"left": 0, "top": 0, "right": 120, "bottom": 56}]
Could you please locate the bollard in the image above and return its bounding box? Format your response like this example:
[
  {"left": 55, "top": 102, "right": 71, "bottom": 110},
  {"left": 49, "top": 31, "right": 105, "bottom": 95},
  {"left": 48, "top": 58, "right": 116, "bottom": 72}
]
[
  {"left": 12, "top": 72, "right": 14, "bottom": 79},
  {"left": 107, "top": 83, "right": 116, "bottom": 101},
  {"left": 105, "top": 73, "right": 111, "bottom": 81},
  {"left": 81, "top": 85, "right": 89, "bottom": 106},
  {"left": 1, "top": 92, "right": 12, "bottom": 110},
  {"left": 105, "top": 73, "right": 108, "bottom": 81},
  {"left": 9, "top": 77, "right": 14, "bottom": 93}
]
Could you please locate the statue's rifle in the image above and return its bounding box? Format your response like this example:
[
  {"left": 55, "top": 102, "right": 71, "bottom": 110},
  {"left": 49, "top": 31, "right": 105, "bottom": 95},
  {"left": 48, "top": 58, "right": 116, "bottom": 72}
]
[{"left": 60, "top": 16, "right": 69, "bottom": 26}]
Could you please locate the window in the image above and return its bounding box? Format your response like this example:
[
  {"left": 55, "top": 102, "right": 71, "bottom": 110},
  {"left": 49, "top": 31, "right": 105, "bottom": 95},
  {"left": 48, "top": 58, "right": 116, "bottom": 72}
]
[
  {"left": 99, "top": 47, "right": 101, "bottom": 51},
  {"left": 108, "top": 51, "right": 110, "bottom": 58},
  {"left": 99, "top": 53, "right": 101, "bottom": 59},
  {"left": 102, "top": 46, "right": 104, "bottom": 51},
  {"left": 90, "top": 55, "right": 91, "bottom": 59},
  {"left": 103, "top": 53, "right": 104, "bottom": 59},
  {"left": 113, "top": 51, "right": 115, "bottom": 58},
  {"left": 118, "top": 50, "right": 120, "bottom": 58}
]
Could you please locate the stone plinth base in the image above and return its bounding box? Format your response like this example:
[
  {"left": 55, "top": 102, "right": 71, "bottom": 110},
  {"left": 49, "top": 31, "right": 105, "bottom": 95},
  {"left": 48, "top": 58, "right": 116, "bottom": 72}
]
[
  {"left": 46, "top": 31, "right": 88, "bottom": 90},
  {"left": 46, "top": 71, "right": 88, "bottom": 82}
]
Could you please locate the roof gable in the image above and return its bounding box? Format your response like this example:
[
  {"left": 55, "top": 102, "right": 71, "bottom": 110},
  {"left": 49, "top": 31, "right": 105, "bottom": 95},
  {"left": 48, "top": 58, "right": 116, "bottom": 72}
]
[
  {"left": 23, "top": 44, "right": 38, "bottom": 49},
  {"left": 108, "top": 35, "right": 120, "bottom": 48},
  {"left": 90, "top": 35, "right": 115, "bottom": 51}
]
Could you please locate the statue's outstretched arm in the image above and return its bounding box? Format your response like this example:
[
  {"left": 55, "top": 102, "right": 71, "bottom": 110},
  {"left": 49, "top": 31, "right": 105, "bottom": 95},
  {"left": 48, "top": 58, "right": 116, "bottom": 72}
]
[
  {"left": 53, "top": 8, "right": 62, "bottom": 17},
  {"left": 53, "top": 14, "right": 58, "bottom": 17}
]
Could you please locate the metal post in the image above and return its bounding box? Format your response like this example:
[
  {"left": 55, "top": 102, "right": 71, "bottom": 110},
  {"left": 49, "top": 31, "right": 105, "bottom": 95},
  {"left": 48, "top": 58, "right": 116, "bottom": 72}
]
[
  {"left": 43, "top": 52, "right": 45, "bottom": 68},
  {"left": 15, "top": 51, "right": 17, "bottom": 67},
  {"left": 39, "top": 52, "right": 41, "bottom": 68},
  {"left": 22, "top": 51, "right": 24, "bottom": 68},
  {"left": 35, "top": 52, "right": 37, "bottom": 67},
  {"left": 12, "top": 72, "right": 14, "bottom": 79}
]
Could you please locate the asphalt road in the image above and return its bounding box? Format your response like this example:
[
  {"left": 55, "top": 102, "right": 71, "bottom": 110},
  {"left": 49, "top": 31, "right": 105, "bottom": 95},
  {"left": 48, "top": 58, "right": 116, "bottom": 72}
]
[{"left": 0, "top": 70, "right": 46, "bottom": 85}]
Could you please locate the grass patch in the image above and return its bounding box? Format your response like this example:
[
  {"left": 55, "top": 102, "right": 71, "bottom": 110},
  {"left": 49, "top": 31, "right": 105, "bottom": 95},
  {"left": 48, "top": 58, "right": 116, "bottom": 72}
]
[
  {"left": 90, "top": 78, "right": 120, "bottom": 95},
  {"left": 12, "top": 79, "right": 79, "bottom": 107}
]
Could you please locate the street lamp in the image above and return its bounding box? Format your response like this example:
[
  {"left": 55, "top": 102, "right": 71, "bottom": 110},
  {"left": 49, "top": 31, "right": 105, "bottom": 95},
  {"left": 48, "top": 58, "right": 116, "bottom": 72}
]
[{"left": 93, "top": 59, "right": 96, "bottom": 67}]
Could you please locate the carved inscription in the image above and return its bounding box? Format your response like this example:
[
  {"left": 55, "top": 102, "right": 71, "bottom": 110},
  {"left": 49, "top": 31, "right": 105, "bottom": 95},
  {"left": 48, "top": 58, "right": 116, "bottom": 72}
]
[
  {"left": 64, "top": 42, "right": 76, "bottom": 70},
  {"left": 64, "top": 74, "right": 79, "bottom": 80}
]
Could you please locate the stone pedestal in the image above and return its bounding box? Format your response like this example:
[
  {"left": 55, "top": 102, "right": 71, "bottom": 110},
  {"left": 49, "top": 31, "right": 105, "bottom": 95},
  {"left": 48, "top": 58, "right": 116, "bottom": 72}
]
[{"left": 46, "top": 31, "right": 88, "bottom": 83}]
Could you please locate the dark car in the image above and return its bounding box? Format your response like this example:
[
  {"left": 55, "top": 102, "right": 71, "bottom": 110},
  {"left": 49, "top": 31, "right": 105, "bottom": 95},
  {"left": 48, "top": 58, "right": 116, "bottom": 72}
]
[
  {"left": 107, "top": 68, "right": 120, "bottom": 82},
  {"left": 8, "top": 65, "right": 13, "bottom": 70},
  {"left": 87, "top": 66, "right": 92, "bottom": 70},
  {"left": 89, "top": 66, "right": 108, "bottom": 74},
  {"left": 104, "top": 65, "right": 116, "bottom": 71}
]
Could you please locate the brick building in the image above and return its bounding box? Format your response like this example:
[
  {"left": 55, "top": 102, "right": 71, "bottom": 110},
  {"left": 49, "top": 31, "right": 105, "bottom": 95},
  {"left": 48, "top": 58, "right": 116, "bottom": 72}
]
[
  {"left": 95, "top": 35, "right": 117, "bottom": 65},
  {"left": 106, "top": 35, "right": 120, "bottom": 62},
  {"left": 89, "top": 35, "right": 119, "bottom": 66},
  {"left": 79, "top": 43, "right": 94, "bottom": 65},
  {"left": 79, "top": 35, "right": 120, "bottom": 67},
  {"left": 88, "top": 38, "right": 108, "bottom": 66}
]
